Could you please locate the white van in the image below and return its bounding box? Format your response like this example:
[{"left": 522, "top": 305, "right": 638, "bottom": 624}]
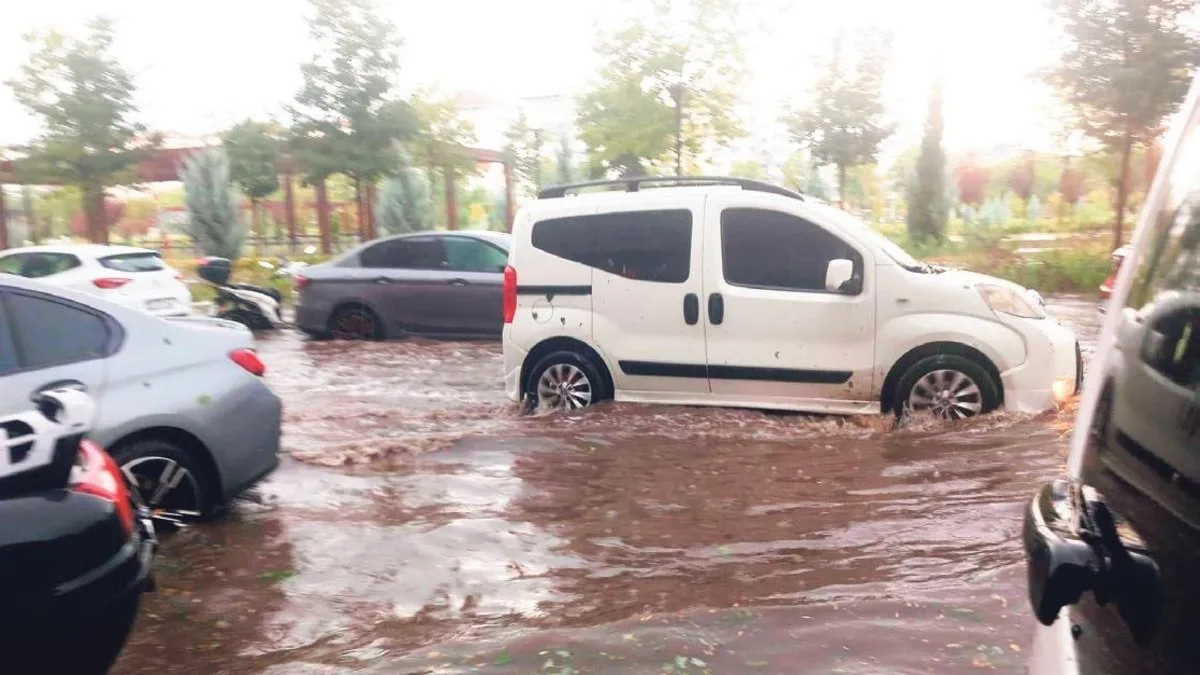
[{"left": 501, "top": 177, "right": 1080, "bottom": 418}]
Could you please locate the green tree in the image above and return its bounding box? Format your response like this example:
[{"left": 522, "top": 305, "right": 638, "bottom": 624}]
[
  {"left": 577, "top": 0, "right": 745, "bottom": 177},
  {"left": 6, "top": 17, "right": 158, "bottom": 244},
  {"left": 289, "top": 0, "right": 416, "bottom": 237},
  {"left": 786, "top": 30, "right": 893, "bottom": 206},
  {"left": 729, "top": 159, "right": 766, "bottom": 180},
  {"left": 181, "top": 149, "right": 245, "bottom": 260},
  {"left": 222, "top": 119, "right": 282, "bottom": 245},
  {"left": 504, "top": 111, "right": 544, "bottom": 195},
  {"left": 1046, "top": 0, "right": 1198, "bottom": 248},
  {"left": 907, "top": 78, "right": 947, "bottom": 241},
  {"left": 375, "top": 150, "right": 433, "bottom": 235}
]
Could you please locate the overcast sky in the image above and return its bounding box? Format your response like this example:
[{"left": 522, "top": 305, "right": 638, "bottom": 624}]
[{"left": 0, "top": 0, "right": 1068, "bottom": 160}]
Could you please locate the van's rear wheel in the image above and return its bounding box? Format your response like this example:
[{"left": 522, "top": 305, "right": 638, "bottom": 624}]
[
  {"left": 895, "top": 355, "right": 1000, "bottom": 420},
  {"left": 527, "top": 351, "right": 609, "bottom": 411}
]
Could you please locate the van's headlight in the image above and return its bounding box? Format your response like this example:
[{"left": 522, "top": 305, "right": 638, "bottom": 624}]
[{"left": 977, "top": 284, "right": 1046, "bottom": 319}]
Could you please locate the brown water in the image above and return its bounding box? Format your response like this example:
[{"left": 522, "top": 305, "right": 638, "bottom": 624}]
[{"left": 112, "top": 297, "right": 1099, "bottom": 675}]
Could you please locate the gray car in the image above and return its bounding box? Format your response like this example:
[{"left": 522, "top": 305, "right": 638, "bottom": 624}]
[
  {"left": 294, "top": 231, "right": 511, "bottom": 339},
  {"left": 0, "top": 274, "right": 281, "bottom": 522}
]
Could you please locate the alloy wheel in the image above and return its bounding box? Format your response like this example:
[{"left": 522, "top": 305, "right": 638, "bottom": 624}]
[
  {"left": 121, "top": 456, "right": 205, "bottom": 525},
  {"left": 536, "top": 363, "right": 594, "bottom": 410},
  {"left": 332, "top": 308, "right": 377, "bottom": 340},
  {"left": 907, "top": 369, "right": 983, "bottom": 420}
]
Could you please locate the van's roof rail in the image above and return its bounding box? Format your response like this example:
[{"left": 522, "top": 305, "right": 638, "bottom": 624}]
[{"left": 537, "top": 176, "right": 805, "bottom": 201}]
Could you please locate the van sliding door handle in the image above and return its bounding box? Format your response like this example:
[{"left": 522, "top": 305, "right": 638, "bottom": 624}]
[
  {"left": 683, "top": 293, "right": 699, "bottom": 325},
  {"left": 708, "top": 293, "right": 724, "bottom": 325}
]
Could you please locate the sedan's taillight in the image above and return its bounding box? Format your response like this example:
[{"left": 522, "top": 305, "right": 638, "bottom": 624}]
[
  {"left": 503, "top": 265, "right": 517, "bottom": 324},
  {"left": 70, "top": 440, "right": 134, "bottom": 537},
  {"left": 93, "top": 277, "right": 133, "bottom": 289},
  {"left": 295, "top": 274, "right": 309, "bottom": 292},
  {"left": 229, "top": 348, "right": 266, "bottom": 376}
]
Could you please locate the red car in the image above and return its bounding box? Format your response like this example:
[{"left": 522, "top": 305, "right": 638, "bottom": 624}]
[{"left": 1097, "top": 244, "right": 1132, "bottom": 314}]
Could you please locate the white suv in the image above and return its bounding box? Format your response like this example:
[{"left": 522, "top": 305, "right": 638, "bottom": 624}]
[{"left": 501, "top": 177, "right": 1080, "bottom": 419}]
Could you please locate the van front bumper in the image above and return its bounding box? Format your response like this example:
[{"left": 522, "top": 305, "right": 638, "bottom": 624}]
[{"left": 1000, "top": 317, "right": 1080, "bottom": 413}]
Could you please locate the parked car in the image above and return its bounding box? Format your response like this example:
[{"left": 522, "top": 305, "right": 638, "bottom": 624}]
[
  {"left": 0, "top": 244, "right": 191, "bottom": 318},
  {"left": 1097, "top": 243, "right": 1132, "bottom": 314},
  {"left": 1022, "top": 77, "right": 1199, "bottom": 675},
  {"left": 0, "top": 387, "right": 155, "bottom": 674},
  {"left": 0, "top": 274, "right": 281, "bottom": 521},
  {"left": 294, "top": 231, "right": 511, "bottom": 339},
  {"left": 503, "top": 176, "right": 1080, "bottom": 418}
]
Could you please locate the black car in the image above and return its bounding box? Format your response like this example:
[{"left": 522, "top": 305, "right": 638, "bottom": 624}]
[
  {"left": 1022, "top": 83, "right": 1200, "bottom": 673},
  {"left": 0, "top": 388, "right": 155, "bottom": 674}
]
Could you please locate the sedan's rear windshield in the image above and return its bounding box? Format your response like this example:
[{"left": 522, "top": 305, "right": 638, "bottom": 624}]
[{"left": 99, "top": 252, "right": 165, "bottom": 272}]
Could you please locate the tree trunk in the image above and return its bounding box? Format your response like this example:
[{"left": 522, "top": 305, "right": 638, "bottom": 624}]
[
  {"left": 251, "top": 198, "right": 262, "bottom": 255},
  {"left": 444, "top": 166, "right": 458, "bottom": 230},
  {"left": 283, "top": 175, "right": 297, "bottom": 254},
  {"left": 364, "top": 181, "right": 377, "bottom": 241},
  {"left": 315, "top": 178, "right": 331, "bottom": 255},
  {"left": 82, "top": 185, "right": 107, "bottom": 244},
  {"left": 21, "top": 188, "right": 37, "bottom": 244},
  {"left": 0, "top": 188, "right": 9, "bottom": 251},
  {"left": 837, "top": 163, "right": 847, "bottom": 208},
  {"left": 354, "top": 177, "right": 366, "bottom": 242},
  {"left": 1113, "top": 132, "right": 1135, "bottom": 250}
]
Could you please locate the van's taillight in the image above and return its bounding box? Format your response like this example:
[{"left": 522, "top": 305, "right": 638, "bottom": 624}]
[
  {"left": 93, "top": 277, "right": 132, "bottom": 289},
  {"left": 503, "top": 265, "right": 517, "bottom": 323},
  {"left": 70, "top": 440, "right": 134, "bottom": 537},
  {"left": 229, "top": 348, "right": 266, "bottom": 376},
  {"left": 295, "top": 274, "right": 309, "bottom": 292}
]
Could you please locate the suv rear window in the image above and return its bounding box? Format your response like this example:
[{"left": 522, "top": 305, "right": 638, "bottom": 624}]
[
  {"left": 531, "top": 209, "right": 692, "bottom": 283},
  {"left": 99, "top": 252, "right": 165, "bottom": 272}
]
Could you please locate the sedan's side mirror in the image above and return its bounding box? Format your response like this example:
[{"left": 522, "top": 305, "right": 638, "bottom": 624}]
[{"left": 825, "top": 259, "right": 856, "bottom": 293}]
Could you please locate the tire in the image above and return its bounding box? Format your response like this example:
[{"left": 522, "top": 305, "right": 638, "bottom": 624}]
[
  {"left": 893, "top": 354, "right": 1001, "bottom": 420},
  {"left": 526, "top": 350, "right": 610, "bottom": 411},
  {"left": 328, "top": 304, "right": 383, "bottom": 340},
  {"left": 111, "top": 439, "right": 215, "bottom": 523}
]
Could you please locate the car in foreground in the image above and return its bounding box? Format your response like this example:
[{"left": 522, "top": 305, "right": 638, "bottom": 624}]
[
  {"left": 0, "top": 388, "right": 154, "bottom": 674},
  {"left": 294, "top": 231, "right": 511, "bottom": 339},
  {"left": 0, "top": 244, "right": 191, "bottom": 318},
  {"left": 503, "top": 176, "right": 1079, "bottom": 418},
  {"left": 1022, "top": 76, "right": 1200, "bottom": 675},
  {"left": 0, "top": 273, "right": 281, "bottom": 521}
]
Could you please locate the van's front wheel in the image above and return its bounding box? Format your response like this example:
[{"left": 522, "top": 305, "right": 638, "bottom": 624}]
[
  {"left": 894, "top": 355, "right": 1000, "bottom": 420},
  {"left": 527, "top": 351, "right": 609, "bottom": 411}
]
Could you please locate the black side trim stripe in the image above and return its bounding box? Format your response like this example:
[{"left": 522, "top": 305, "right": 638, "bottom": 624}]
[
  {"left": 517, "top": 285, "right": 592, "bottom": 296},
  {"left": 618, "top": 361, "right": 852, "bottom": 384}
]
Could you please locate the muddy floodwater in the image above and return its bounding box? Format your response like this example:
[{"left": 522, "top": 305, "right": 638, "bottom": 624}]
[{"left": 113, "top": 298, "right": 1100, "bottom": 675}]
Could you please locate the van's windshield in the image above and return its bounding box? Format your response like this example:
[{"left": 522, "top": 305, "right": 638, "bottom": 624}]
[{"left": 807, "top": 203, "right": 931, "bottom": 272}]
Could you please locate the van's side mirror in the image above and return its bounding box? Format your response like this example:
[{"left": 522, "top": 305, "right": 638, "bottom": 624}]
[{"left": 825, "top": 259, "right": 855, "bottom": 293}]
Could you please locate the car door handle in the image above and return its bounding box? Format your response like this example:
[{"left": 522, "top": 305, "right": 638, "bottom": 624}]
[
  {"left": 448, "top": 278, "right": 469, "bottom": 287},
  {"left": 708, "top": 293, "right": 724, "bottom": 325},
  {"left": 683, "top": 293, "right": 699, "bottom": 325}
]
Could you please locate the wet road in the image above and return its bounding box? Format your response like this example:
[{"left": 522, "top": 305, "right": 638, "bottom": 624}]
[{"left": 113, "top": 298, "right": 1100, "bottom": 675}]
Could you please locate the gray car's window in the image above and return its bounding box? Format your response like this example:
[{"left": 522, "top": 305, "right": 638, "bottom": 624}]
[
  {"left": 360, "top": 238, "right": 446, "bottom": 270},
  {"left": 721, "top": 208, "right": 863, "bottom": 294},
  {"left": 531, "top": 209, "right": 692, "bottom": 283},
  {"left": 443, "top": 237, "right": 508, "bottom": 273},
  {"left": 5, "top": 292, "right": 110, "bottom": 369}
]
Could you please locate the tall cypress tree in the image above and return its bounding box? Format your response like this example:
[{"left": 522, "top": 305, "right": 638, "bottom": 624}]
[
  {"left": 908, "top": 78, "right": 947, "bottom": 242},
  {"left": 181, "top": 149, "right": 245, "bottom": 260}
]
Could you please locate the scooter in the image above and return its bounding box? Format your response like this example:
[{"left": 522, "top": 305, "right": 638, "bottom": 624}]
[{"left": 196, "top": 257, "right": 285, "bottom": 330}]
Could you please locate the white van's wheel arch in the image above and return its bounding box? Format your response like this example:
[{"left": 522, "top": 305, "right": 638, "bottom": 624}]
[
  {"left": 521, "top": 337, "right": 614, "bottom": 401},
  {"left": 881, "top": 342, "right": 1004, "bottom": 415}
]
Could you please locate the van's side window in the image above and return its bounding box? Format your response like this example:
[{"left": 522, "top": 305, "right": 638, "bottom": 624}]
[
  {"left": 720, "top": 208, "right": 863, "bottom": 293},
  {"left": 531, "top": 210, "right": 692, "bottom": 283}
]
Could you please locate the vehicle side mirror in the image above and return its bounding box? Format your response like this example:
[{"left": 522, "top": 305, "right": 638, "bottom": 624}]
[{"left": 825, "top": 259, "right": 856, "bottom": 293}]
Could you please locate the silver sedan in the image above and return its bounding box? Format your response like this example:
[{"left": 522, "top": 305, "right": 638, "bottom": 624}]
[{"left": 0, "top": 273, "right": 281, "bottom": 522}]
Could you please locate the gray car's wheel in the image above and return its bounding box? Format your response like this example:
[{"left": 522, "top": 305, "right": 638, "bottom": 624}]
[
  {"left": 329, "top": 305, "right": 382, "bottom": 340},
  {"left": 894, "top": 354, "right": 1000, "bottom": 420},
  {"left": 113, "top": 440, "right": 213, "bottom": 525},
  {"left": 527, "top": 351, "right": 610, "bottom": 411}
]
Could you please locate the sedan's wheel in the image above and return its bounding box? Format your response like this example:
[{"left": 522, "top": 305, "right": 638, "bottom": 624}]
[
  {"left": 527, "top": 350, "right": 610, "bottom": 412},
  {"left": 894, "top": 354, "right": 1001, "bottom": 420},
  {"left": 330, "top": 305, "right": 381, "bottom": 340},
  {"left": 113, "top": 440, "right": 212, "bottom": 526}
]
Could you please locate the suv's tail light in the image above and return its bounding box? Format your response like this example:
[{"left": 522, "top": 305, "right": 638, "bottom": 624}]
[
  {"left": 70, "top": 440, "right": 134, "bottom": 537},
  {"left": 503, "top": 265, "right": 517, "bottom": 323},
  {"left": 295, "top": 274, "right": 309, "bottom": 292},
  {"left": 229, "top": 348, "right": 266, "bottom": 376},
  {"left": 93, "top": 277, "right": 132, "bottom": 289}
]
